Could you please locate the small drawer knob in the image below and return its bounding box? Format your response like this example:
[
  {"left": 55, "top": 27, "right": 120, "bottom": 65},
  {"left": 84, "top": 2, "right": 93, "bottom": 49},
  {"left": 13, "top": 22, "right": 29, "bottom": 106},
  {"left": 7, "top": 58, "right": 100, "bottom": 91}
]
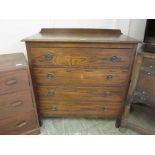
[
  {"left": 106, "top": 75, "right": 113, "bottom": 80},
  {"left": 44, "top": 52, "right": 53, "bottom": 61},
  {"left": 47, "top": 72, "right": 54, "bottom": 79},
  {"left": 47, "top": 89, "right": 55, "bottom": 96},
  {"left": 111, "top": 56, "right": 120, "bottom": 62}
]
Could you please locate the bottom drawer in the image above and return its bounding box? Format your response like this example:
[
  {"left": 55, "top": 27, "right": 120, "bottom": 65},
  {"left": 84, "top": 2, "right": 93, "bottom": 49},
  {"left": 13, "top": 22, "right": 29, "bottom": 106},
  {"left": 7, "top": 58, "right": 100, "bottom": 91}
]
[
  {"left": 39, "top": 101, "right": 122, "bottom": 118},
  {"left": 0, "top": 110, "right": 39, "bottom": 135}
]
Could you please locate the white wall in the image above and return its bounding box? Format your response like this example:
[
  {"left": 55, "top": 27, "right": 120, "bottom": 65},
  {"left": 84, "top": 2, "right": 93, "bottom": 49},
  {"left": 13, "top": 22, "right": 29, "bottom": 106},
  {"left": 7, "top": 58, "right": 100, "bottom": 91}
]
[{"left": 0, "top": 19, "right": 146, "bottom": 56}]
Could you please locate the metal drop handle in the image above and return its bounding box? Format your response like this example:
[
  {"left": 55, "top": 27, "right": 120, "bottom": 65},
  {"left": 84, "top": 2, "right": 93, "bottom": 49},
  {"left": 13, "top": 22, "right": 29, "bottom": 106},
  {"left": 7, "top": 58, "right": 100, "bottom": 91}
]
[
  {"left": 106, "top": 75, "right": 113, "bottom": 80},
  {"left": 17, "top": 121, "right": 27, "bottom": 128},
  {"left": 5, "top": 79, "right": 17, "bottom": 85},
  {"left": 47, "top": 90, "right": 55, "bottom": 96},
  {"left": 47, "top": 72, "right": 54, "bottom": 79},
  {"left": 11, "top": 101, "right": 23, "bottom": 107}
]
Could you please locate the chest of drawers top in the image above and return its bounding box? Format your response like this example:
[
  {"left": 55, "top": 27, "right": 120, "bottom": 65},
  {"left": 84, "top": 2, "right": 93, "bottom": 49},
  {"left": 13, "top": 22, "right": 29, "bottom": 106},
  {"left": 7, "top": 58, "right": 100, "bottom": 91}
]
[{"left": 22, "top": 28, "right": 139, "bottom": 44}]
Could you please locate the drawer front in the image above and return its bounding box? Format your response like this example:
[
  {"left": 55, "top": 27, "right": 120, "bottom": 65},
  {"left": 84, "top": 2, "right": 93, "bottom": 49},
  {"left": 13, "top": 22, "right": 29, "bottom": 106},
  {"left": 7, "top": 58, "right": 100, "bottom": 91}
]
[
  {"left": 133, "top": 89, "right": 155, "bottom": 107},
  {"left": 0, "top": 90, "right": 34, "bottom": 118},
  {"left": 142, "top": 57, "right": 155, "bottom": 68},
  {"left": 33, "top": 68, "right": 129, "bottom": 86},
  {"left": 30, "top": 48, "right": 131, "bottom": 68},
  {"left": 0, "top": 110, "right": 38, "bottom": 135},
  {"left": 137, "top": 58, "right": 155, "bottom": 91},
  {"left": 0, "top": 70, "right": 30, "bottom": 95},
  {"left": 37, "top": 86, "right": 126, "bottom": 102},
  {"left": 133, "top": 56, "right": 155, "bottom": 106},
  {"left": 39, "top": 101, "right": 122, "bottom": 118}
]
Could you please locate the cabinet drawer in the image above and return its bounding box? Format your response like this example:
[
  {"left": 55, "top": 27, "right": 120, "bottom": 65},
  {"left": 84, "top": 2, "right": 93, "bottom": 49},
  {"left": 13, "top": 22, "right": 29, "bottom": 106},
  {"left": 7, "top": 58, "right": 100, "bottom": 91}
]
[
  {"left": 30, "top": 48, "right": 131, "bottom": 68},
  {"left": 0, "top": 70, "right": 29, "bottom": 95},
  {"left": 37, "top": 86, "right": 126, "bottom": 102},
  {"left": 136, "top": 70, "right": 155, "bottom": 91},
  {"left": 33, "top": 68, "right": 129, "bottom": 86},
  {"left": 0, "top": 110, "right": 38, "bottom": 135},
  {"left": 0, "top": 90, "right": 34, "bottom": 118},
  {"left": 39, "top": 101, "right": 122, "bottom": 118},
  {"left": 133, "top": 57, "right": 155, "bottom": 105}
]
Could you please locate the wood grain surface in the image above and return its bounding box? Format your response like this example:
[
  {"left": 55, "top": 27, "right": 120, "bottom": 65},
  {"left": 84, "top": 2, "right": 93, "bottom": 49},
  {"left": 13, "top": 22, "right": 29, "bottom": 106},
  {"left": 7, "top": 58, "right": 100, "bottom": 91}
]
[
  {"left": 0, "top": 110, "right": 38, "bottom": 135},
  {"left": 22, "top": 28, "right": 139, "bottom": 43},
  {"left": 0, "top": 70, "right": 30, "bottom": 95},
  {"left": 32, "top": 67, "right": 129, "bottom": 86},
  {"left": 30, "top": 47, "right": 131, "bottom": 68},
  {"left": 0, "top": 53, "right": 40, "bottom": 135},
  {"left": 39, "top": 100, "right": 122, "bottom": 118},
  {"left": 37, "top": 86, "right": 126, "bottom": 102},
  {"left": 0, "top": 90, "right": 34, "bottom": 118}
]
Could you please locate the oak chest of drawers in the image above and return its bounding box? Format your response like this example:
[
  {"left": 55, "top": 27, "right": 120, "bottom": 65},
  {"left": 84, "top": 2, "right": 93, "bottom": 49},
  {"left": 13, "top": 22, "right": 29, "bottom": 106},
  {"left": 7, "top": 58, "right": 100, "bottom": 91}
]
[
  {"left": 0, "top": 53, "right": 40, "bottom": 134},
  {"left": 23, "top": 28, "right": 139, "bottom": 120}
]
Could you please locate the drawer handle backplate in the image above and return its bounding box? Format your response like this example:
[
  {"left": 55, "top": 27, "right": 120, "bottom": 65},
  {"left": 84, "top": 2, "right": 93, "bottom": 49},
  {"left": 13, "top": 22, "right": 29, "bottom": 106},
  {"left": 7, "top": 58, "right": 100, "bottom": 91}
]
[
  {"left": 106, "top": 75, "right": 113, "bottom": 80},
  {"left": 44, "top": 52, "right": 53, "bottom": 61},
  {"left": 111, "top": 56, "right": 121, "bottom": 62},
  {"left": 47, "top": 72, "right": 54, "bottom": 79},
  {"left": 5, "top": 79, "right": 17, "bottom": 85},
  {"left": 47, "top": 90, "right": 55, "bottom": 96}
]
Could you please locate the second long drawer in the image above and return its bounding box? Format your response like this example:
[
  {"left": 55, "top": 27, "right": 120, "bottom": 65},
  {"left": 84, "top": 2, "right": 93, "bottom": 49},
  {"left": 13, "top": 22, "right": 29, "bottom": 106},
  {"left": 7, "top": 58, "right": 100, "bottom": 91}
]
[{"left": 32, "top": 68, "right": 129, "bottom": 86}]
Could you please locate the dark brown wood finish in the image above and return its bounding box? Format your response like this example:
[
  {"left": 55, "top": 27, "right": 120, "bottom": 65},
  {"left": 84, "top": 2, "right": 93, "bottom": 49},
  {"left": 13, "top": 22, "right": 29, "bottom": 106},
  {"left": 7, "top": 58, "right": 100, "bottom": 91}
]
[
  {"left": 0, "top": 53, "right": 40, "bottom": 135},
  {"left": 23, "top": 28, "right": 139, "bottom": 119}
]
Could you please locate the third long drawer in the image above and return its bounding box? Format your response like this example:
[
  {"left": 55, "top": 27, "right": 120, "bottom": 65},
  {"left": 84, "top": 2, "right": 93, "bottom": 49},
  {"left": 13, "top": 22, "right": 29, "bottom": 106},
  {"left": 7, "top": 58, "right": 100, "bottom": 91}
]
[{"left": 36, "top": 85, "right": 126, "bottom": 102}]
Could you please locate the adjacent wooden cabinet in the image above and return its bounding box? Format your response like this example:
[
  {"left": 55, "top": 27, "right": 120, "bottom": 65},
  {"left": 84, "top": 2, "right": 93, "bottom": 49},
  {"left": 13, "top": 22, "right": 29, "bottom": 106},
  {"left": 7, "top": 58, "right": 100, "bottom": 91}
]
[
  {"left": 120, "top": 45, "right": 155, "bottom": 134},
  {"left": 0, "top": 53, "right": 40, "bottom": 135},
  {"left": 23, "top": 28, "right": 139, "bottom": 121}
]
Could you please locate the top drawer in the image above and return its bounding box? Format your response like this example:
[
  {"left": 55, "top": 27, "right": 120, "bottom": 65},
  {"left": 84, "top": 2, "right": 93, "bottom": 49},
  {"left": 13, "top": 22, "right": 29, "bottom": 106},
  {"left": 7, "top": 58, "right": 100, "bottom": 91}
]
[
  {"left": 0, "top": 70, "right": 30, "bottom": 95},
  {"left": 30, "top": 48, "right": 131, "bottom": 68}
]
